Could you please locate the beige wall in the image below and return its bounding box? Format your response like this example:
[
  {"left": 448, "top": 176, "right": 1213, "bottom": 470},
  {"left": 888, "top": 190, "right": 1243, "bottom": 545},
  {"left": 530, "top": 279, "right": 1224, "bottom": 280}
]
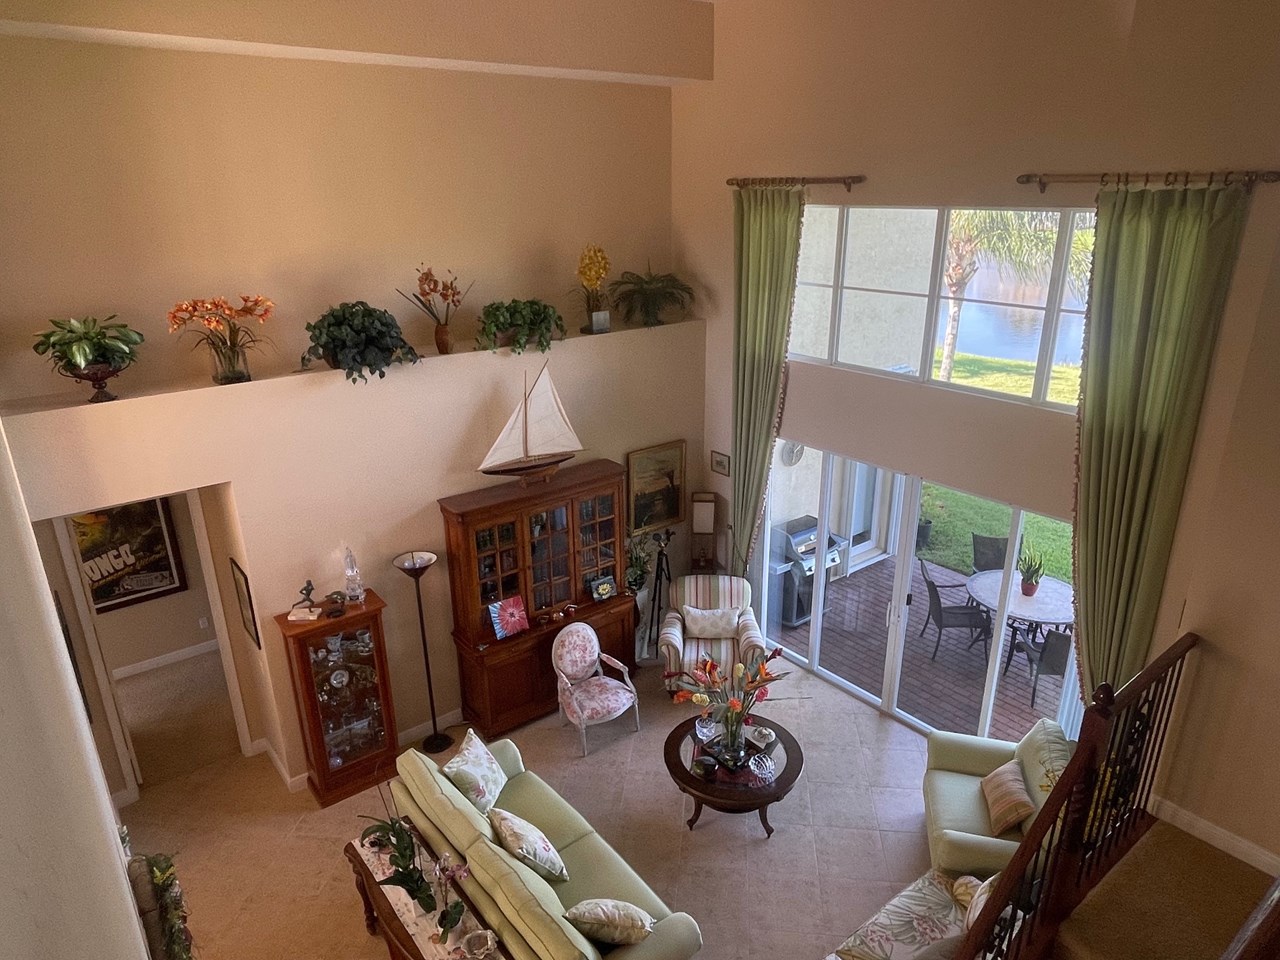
[
  {"left": 0, "top": 0, "right": 713, "bottom": 82},
  {"left": 6, "top": 322, "right": 707, "bottom": 779},
  {"left": 672, "top": 0, "right": 1280, "bottom": 859},
  {"left": 0, "top": 35, "right": 673, "bottom": 401},
  {"left": 1, "top": 421, "right": 148, "bottom": 960},
  {"left": 75, "top": 493, "right": 215, "bottom": 675}
]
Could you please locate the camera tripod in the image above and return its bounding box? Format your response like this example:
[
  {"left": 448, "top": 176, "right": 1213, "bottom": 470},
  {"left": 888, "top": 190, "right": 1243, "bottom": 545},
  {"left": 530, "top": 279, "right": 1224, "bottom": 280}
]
[{"left": 645, "top": 530, "right": 674, "bottom": 659}]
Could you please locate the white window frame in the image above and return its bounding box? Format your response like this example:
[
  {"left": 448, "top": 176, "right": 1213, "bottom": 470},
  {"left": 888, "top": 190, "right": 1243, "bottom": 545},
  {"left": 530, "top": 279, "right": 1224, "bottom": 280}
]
[{"left": 791, "top": 204, "right": 1093, "bottom": 410}]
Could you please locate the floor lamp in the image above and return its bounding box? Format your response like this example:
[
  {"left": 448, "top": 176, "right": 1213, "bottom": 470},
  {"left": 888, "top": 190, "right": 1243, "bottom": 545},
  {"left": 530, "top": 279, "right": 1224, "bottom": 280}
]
[{"left": 392, "top": 551, "right": 454, "bottom": 753}]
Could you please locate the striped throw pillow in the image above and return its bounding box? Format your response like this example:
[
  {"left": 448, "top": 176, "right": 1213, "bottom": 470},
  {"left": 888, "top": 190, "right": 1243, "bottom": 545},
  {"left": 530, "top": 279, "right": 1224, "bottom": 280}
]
[{"left": 981, "top": 758, "right": 1035, "bottom": 835}]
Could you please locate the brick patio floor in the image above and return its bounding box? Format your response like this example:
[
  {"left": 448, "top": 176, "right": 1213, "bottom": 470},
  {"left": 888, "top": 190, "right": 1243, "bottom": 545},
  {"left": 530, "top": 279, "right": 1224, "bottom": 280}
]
[{"left": 778, "top": 557, "right": 1066, "bottom": 741}]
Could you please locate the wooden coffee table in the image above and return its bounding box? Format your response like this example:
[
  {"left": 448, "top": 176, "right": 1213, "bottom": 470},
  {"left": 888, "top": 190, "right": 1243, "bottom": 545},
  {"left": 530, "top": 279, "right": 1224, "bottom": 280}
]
[{"left": 662, "top": 716, "right": 803, "bottom": 838}]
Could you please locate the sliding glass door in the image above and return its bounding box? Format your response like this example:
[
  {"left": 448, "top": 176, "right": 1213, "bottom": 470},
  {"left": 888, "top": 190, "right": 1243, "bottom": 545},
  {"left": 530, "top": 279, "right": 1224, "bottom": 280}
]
[{"left": 754, "top": 442, "right": 1079, "bottom": 739}]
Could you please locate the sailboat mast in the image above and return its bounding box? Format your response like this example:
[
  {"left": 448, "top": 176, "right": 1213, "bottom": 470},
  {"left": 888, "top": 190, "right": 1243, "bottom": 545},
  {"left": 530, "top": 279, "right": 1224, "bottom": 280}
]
[{"left": 521, "top": 369, "right": 529, "bottom": 460}]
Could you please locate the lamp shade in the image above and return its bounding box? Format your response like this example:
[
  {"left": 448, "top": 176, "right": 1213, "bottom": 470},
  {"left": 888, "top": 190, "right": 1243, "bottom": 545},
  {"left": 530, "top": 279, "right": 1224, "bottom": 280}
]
[{"left": 393, "top": 551, "right": 438, "bottom": 578}]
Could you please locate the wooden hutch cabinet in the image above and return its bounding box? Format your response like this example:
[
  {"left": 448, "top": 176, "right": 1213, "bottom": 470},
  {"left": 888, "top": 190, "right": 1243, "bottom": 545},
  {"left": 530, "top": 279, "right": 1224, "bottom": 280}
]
[
  {"left": 274, "top": 590, "right": 399, "bottom": 806},
  {"left": 438, "top": 460, "right": 637, "bottom": 737}
]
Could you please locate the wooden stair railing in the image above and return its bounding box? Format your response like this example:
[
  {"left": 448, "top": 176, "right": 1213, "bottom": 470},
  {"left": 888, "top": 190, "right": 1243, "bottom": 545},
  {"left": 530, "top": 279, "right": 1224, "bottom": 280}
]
[
  {"left": 1222, "top": 874, "right": 1280, "bottom": 960},
  {"left": 956, "top": 632, "right": 1201, "bottom": 960}
]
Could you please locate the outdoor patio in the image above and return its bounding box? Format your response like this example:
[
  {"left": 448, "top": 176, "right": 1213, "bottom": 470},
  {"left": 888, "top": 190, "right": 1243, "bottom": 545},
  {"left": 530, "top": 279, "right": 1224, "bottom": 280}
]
[{"left": 778, "top": 557, "right": 1067, "bottom": 741}]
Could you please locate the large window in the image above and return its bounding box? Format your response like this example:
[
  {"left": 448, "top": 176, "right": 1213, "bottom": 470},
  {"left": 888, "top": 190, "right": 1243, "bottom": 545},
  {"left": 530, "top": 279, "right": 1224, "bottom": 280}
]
[{"left": 792, "top": 205, "right": 1095, "bottom": 406}]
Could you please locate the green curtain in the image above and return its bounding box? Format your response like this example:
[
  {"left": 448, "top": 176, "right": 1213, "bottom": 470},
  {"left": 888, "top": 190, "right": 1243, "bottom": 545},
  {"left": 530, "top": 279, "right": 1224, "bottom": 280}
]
[
  {"left": 1075, "top": 186, "right": 1248, "bottom": 691},
  {"left": 730, "top": 186, "right": 805, "bottom": 575}
]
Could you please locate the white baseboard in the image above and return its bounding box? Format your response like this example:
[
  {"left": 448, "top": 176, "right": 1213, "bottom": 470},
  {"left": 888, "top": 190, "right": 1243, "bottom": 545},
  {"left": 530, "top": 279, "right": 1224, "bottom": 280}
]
[
  {"left": 110, "top": 639, "right": 219, "bottom": 680},
  {"left": 399, "top": 710, "right": 465, "bottom": 748},
  {"left": 1150, "top": 795, "right": 1280, "bottom": 877},
  {"left": 249, "top": 738, "right": 309, "bottom": 792}
]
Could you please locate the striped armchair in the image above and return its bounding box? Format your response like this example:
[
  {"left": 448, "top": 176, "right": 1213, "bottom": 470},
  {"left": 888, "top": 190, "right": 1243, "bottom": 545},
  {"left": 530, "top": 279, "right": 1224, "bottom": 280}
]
[{"left": 659, "top": 575, "right": 766, "bottom": 691}]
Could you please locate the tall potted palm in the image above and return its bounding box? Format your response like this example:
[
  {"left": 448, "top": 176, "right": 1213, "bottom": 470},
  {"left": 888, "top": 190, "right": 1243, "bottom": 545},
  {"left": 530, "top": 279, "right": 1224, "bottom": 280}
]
[{"left": 937, "top": 211, "right": 1094, "bottom": 382}]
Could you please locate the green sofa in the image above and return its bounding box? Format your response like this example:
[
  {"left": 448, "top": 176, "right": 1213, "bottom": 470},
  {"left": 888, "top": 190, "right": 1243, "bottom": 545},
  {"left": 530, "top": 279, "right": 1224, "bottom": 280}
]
[{"left": 390, "top": 741, "right": 702, "bottom": 960}]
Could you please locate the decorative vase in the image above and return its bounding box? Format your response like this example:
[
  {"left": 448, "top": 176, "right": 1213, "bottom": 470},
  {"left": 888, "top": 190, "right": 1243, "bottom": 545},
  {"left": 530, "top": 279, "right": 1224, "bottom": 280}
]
[
  {"left": 715, "top": 714, "right": 748, "bottom": 770},
  {"left": 58, "top": 362, "right": 121, "bottom": 403},
  {"left": 211, "top": 345, "right": 251, "bottom": 385},
  {"left": 1021, "top": 579, "right": 1039, "bottom": 597},
  {"left": 434, "top": 324, "right": 453, "bottom": 356}
]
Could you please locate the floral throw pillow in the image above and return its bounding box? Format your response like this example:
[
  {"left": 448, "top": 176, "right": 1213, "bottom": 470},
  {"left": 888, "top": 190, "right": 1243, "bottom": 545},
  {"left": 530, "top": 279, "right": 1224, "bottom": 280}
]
[
  {"left": 489, "top": 808, "right": 569, "bottom": 881},
  {"left": 441, "top": 729, "right": 507, "bottom": 815},
  {"left": 682, "top": 605, "right": 740, "bottom": 639},
  {"left": 565, "top": 899, "right": 654, "bottom": 944}
]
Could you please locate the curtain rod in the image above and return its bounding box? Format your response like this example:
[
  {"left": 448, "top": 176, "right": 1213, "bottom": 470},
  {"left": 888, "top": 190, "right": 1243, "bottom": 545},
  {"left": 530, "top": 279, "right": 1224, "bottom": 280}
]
[
  {"left": 1018, "top": 170, "right": 1280, "bottom": 194},
  {"left": 726, "top": 176, "right": 866, "bottom": 192}
]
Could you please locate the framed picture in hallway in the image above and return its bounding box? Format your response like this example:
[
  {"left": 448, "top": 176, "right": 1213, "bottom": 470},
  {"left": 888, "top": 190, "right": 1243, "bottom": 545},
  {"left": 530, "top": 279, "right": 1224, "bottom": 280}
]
[
  {"left": 627, "top": 439, "right": 686, "bottom": 536},
  {"left": 230, "top": 557, "right": 261, "bottom": 649},
  {"left": 69, "top": 497, "right": 187, "bottom": 613}
]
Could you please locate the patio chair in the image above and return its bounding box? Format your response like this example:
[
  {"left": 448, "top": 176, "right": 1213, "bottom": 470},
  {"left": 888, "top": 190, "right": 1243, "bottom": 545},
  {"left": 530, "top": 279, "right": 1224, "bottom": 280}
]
[
  {"left": 1018, "top": 628, "right": 1073, "bottom": 708},
  {"left": 971, "top": 533, "right": 1009, "bottom": 573},
  {"left": 918, "top": 559, "right": 992, "bottom": 660}
]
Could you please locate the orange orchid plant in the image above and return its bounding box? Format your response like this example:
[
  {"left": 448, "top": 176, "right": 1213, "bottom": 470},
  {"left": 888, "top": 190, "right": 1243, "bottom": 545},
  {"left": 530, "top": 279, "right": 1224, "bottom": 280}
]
[
  {"left": 397, "top": 266, "right": 473, "bottom": 327},
  {"left": 666, "top": 647, "right": 788, "bottom": 756},
  {"left": 168, "top": 295, "right": 273, "bottom": 384}
]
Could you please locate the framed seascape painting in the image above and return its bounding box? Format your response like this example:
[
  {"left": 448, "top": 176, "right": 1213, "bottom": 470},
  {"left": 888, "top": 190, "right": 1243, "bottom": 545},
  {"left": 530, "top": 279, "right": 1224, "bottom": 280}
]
[
  {"left": 69, "top": 497, "right": 187, "bottom": 613},
  {"left": 627, "top": 439, "right": 686, "bottom": 536}
]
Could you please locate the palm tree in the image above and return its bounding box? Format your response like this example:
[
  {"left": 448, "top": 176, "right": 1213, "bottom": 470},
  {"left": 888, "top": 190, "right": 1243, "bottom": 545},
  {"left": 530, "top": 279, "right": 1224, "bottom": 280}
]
[{"left": 937, "top": 210, "right": 1094, "bottom": 382}]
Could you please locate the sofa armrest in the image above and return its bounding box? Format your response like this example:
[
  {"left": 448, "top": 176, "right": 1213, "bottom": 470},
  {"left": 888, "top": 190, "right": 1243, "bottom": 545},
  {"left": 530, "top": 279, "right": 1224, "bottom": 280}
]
[
  {"left": 608, "top": 912, "right": 703, "bottom": 960},
  {"left": 932, "top": 829, "right": 1022, "bottom": 878},
  {"left": 927, "top": 730, "right": 1017, "bottom": 777},
  {"left": 658, "top": 611, "right": 685, "bottom": 684},
  {"left": 487, "top": 739, "right": 525, "bottom": 779}
]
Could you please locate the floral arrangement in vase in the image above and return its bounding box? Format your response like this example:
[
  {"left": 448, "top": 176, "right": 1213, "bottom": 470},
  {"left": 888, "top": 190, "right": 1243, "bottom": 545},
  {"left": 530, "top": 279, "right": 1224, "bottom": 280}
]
[
  {"left": 397, "top": 266, "right": 474, "bottom": 355},
  {"left": 167, "top": 295, "right": 273, "bottom": 385},
  {"left": 575, "top": 243, "right": 611, "bottom": 333},
  {"left": 666, "top": 648, "right": 788, "bottom": 768}
]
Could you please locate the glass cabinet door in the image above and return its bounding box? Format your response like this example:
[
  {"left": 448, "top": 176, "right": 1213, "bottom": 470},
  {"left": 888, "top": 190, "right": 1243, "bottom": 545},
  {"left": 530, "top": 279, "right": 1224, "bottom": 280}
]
[
  {"left": 475, "top": 520, "right": 521, "bottom": 606},
  {"left": 529, "top": 504, "right": 571, "bottom": 611},
  {"left": 306, "top": 627, "right": 386, "bottom": 772},
  {"left": 577, "top": 491, "right": 618, "bottom": 593}
]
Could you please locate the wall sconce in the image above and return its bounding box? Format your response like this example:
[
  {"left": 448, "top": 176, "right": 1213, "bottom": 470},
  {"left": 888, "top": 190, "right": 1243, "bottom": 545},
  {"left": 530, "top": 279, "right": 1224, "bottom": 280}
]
[{"left": 691, "top": 492, "right": 716, "bottom": 573}]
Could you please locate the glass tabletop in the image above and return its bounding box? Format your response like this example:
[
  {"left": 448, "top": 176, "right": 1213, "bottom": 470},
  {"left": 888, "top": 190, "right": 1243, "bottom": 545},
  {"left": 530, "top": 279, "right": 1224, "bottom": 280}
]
[{"left": 676, "top": 721, "right": 790, "bottom": 793}]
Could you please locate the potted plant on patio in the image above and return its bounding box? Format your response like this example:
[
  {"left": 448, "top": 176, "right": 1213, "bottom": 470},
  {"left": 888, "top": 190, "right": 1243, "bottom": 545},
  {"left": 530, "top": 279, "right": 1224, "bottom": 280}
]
[{"left": 1018, "top": 545, "right": 1044, "bottom": 596}]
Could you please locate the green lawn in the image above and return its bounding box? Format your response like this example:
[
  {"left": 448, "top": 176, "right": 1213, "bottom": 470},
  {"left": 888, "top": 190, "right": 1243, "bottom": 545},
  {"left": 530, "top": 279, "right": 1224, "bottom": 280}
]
[
  {"left": 918, "top": 483, "right": 1073, "bottom": 583},
  {"left": 932, "top": 351, "right": 1081, "bottom": 406}
]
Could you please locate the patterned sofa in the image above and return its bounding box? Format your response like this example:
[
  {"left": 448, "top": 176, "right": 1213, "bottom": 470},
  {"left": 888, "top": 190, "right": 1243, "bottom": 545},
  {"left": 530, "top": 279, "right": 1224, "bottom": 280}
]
[{"left": 658, "top": 575, "right": 765, "bottom": 691}]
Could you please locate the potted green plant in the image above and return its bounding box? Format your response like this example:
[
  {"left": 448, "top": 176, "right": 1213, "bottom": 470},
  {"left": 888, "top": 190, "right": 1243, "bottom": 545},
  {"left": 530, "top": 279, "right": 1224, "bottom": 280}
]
[
  {"left": 476, "top": 299, "right": 565, "bottom": 354},
  {"left": 33, "top": 315, "right": 145, "bottom": 403},
  {"left": 607, "top": 267, "right": 695, "bottom": 327},
  {"left": 1018, "top": 546, "right": 1044, "bottom": 596},
  {"left": 302, "top": 301, "right": 419, "bottom": 383},
  {"left": 359, "top": 817, "right": 436, "bottom": 917}
]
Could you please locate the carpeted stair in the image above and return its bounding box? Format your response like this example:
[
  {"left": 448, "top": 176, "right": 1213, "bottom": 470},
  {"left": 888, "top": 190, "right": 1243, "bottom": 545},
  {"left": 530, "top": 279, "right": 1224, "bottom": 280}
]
[{"left": 1052, "top": 821, "right": 1273, "bottom": 960}]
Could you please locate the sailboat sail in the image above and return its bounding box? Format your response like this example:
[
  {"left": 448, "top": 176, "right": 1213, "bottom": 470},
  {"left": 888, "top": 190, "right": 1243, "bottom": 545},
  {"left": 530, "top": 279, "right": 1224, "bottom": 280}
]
[{"left": 479, "top": 365, "right": 582, "bottom": 473}]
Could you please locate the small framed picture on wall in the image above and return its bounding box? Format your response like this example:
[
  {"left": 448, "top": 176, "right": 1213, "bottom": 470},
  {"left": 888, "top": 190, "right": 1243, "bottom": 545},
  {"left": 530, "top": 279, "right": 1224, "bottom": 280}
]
[
  {"left": 710, "top": 450, "right": 731, "bottom": 477},
  {"left": 229, "top": 557, "right": 261, "bottom": 649}
]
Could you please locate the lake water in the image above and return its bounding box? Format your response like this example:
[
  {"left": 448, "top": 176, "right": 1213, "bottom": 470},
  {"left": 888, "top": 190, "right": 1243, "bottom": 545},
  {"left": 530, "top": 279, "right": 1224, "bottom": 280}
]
[{"left": 939, "top": 266, "right": 1087, "bottom": 366}]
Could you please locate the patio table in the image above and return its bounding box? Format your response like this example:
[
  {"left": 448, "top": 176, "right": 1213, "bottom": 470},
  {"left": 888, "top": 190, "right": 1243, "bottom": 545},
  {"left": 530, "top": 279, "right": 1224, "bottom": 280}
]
[{"left": 966, "top": 570, "right": 1074, "bottom": 673}]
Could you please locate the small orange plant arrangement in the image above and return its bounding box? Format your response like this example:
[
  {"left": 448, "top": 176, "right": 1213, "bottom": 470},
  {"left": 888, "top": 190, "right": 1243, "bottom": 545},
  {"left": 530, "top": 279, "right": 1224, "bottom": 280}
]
[
  {"left": 167, "top": 295, "right": 274, "bottom": 385},
  {"left": 667, "top": 647, "right": 788, "bottom": 770},
  {"left": 397, "top": 266, "right": 473, "bottom": 355}
]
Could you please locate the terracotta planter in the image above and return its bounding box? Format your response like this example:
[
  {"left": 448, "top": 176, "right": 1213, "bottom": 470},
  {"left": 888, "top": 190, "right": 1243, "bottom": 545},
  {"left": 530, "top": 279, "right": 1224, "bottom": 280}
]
[
  {"left": 434, "top": 324, "right": 453, "bottom": 356},
  {"left": 1021, "top": 579, "right": 1040, "bottom": 597}
]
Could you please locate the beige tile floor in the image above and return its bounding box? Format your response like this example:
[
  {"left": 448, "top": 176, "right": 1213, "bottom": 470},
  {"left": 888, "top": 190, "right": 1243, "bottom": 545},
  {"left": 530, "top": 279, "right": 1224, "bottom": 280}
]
[{"left": 122, "top": 665, "right": 931, "bottom": 960}]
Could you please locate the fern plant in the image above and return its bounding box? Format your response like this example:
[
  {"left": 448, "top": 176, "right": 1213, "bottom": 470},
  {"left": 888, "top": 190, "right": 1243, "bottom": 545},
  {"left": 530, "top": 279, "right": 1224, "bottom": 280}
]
[{"left": 607, "top": 268, "right": 694, "bottom": 326}]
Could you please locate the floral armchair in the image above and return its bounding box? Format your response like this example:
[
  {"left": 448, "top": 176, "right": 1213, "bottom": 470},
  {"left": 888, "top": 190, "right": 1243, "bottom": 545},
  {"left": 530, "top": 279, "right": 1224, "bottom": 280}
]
[
  {"left": 551, "top": 622, "right": 640, "bottom": 756},
  {"left": 658, "top": 575, "right": 765, "bottom": 692}
]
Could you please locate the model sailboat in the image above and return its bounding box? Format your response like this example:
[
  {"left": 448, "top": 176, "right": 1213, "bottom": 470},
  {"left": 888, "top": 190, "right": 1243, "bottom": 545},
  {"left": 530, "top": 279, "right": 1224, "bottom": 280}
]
[{"left": 479, "top": 363, "right": 583, "bottom": 480}]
